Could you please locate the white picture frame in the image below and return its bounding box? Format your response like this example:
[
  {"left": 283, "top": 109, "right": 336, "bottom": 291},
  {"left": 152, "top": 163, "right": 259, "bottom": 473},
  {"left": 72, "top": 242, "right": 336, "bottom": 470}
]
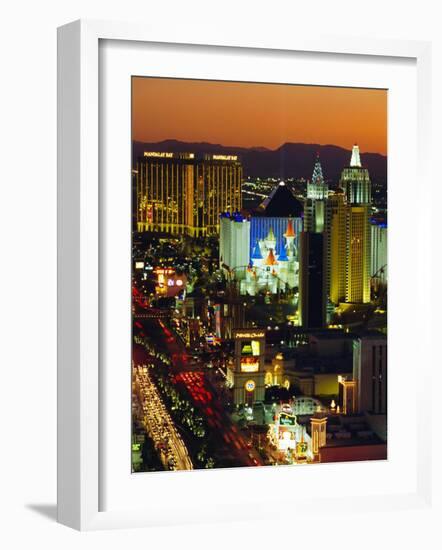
[{"left": 57, "top": 19, "right": 432, "bottom": 531}]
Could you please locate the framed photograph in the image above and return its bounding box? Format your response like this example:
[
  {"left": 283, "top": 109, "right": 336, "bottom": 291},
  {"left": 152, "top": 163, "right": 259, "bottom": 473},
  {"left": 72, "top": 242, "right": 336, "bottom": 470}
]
[{"left": 57, "top": 20, "right": 432, "bottom": 530}]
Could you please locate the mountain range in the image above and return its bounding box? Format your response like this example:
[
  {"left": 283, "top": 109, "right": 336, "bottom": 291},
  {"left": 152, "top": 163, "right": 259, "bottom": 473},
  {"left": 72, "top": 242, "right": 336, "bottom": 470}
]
[{"left": 133, "top": 139, "right": 387, "bottom": 184}]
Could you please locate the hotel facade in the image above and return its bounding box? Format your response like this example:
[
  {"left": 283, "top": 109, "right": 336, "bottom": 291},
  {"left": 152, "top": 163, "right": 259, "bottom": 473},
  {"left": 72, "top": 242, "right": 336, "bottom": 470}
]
[
  {"left": 135, "top": 152, "right": 242, "bottom": 236},
  {"left": 307, "top": 146, "right": 374, "bottom": 307},
  {"left": 340, "top": 146, "right": 372, "bottom": 304}
]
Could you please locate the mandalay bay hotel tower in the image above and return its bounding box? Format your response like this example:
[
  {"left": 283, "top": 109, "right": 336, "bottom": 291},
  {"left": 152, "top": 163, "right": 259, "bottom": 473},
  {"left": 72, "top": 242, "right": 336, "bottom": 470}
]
[{"left": 135, "top": 152, "right": 242, "bottom": 237}]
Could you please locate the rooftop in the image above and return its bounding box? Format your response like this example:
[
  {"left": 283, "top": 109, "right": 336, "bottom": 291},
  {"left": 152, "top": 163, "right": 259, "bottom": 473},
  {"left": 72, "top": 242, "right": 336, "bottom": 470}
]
[{"left": 254, "top": 182, "right": 303, "bottom": 218}]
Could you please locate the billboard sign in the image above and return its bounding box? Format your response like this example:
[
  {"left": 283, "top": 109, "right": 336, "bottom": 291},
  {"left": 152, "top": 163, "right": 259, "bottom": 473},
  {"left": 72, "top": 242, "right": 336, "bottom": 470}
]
[{"left": 279, "top": 412, "right": 296, "bottom": 426}]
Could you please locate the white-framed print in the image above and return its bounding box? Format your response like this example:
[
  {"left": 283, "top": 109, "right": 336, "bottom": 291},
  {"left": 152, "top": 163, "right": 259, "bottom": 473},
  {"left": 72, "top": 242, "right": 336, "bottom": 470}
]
[{"left": 57, "top": 19, "right": 432, "bottom": 530}]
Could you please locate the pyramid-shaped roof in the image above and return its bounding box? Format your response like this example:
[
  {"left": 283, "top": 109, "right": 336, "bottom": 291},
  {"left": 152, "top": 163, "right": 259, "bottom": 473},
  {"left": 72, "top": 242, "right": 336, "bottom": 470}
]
[{"left": 256, "top": 182, "right": 303, "bottom": 217}]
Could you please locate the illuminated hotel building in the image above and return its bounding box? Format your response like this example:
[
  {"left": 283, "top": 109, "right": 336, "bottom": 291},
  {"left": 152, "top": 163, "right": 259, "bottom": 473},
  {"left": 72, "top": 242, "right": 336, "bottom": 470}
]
[
  {"left": 339, "top": 145, "right": 372, "bottom": 304},
  {"left": 246, "top": 181, "right": 303, "bottom": 295},
  {"left": 341, "top": 145, "right": 371, "bottom": 205},
  {"left": 328, "top": 190, "right": 347, "bottom": 305},
  {"left": 304, "top": 155, "right": 331, "bottom": 311},
  {"left": 251, "top": 181, "right": 303, "bottom": 254},
  {"left": 219, "top": 212, "right": 250, "bottom": 275},
  {"left": 242, "top": 220, "right": 299, "bottom": 295},
  {"left": 136, "top": 152, "right": 242, "bottom": 236},
  {"left": 304, "top": 154, "right": 328, "bottom": 233},
  {"left": 346, "top": 206, "right": 371, "bottom": 303},
  {"left": 218, "top": 182, "right": 303, "bottom": 295}
]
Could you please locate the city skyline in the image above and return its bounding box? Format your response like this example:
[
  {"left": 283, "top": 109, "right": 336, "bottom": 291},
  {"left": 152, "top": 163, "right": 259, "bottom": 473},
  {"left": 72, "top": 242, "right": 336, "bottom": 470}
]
[
  {"left": 131, "top": 79, "right": 387, "bottom": 473},
  {"left": 132, "top": 77, "right": 387, "bottom": 155}
]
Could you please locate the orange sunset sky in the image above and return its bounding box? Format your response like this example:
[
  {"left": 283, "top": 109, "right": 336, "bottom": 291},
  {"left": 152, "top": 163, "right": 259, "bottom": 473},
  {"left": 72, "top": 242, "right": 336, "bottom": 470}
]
[{"left": 132, "top": 77, "right": 387, "bottom": 155}]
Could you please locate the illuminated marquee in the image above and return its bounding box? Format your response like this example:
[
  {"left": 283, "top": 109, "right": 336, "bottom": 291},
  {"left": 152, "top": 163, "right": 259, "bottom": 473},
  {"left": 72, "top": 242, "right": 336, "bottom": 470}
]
[
  {"left": 240, "top": 340, "right": 260, "bottom": 356},
  {"left": 235, "top": 331, "right": 265, "bottom": 339},
  {"left": 240, "top": 361, "right": 259, "bottom": 373}
]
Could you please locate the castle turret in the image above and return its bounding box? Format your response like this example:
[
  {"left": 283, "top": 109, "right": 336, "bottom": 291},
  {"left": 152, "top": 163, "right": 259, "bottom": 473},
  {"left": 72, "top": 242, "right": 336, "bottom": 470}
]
[
  {"left": 264, "top": 226, "right": 277, "bottom": 251},
  {"left": 251, "top": 240, "right": 263, "bottom": 268},
  {"left": 284, "top": 218, "right": 296, "bottom": 258},
  {"left": 264, "top": 248, "right": 278, "bottom": 266},
  {"left": 277, "top": 243, "right": 288, "bottom": 263}
]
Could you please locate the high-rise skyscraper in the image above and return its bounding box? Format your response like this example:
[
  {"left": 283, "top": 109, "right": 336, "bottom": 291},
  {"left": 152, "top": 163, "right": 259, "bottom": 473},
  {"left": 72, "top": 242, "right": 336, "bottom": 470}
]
[
  {"left": 304, "top": 156, "right": 331, "bottom": 319},
  {"left": 304, "top": 154, "right": 328, "bottom": 233},
  {"left": 339, "top": 145, "right": 372, "bottom": 304},
  {"left": 346, "top": 206, "right": 371, "bottom": 304},
  {"left": 298, "top": 231, "right": 327, "bottom": 328},
  {"left": 341, "top": 145, "right": 371, "bottom": 205},
  {"left": 135, "top": 152, "right": 242, "bottom": 236},
  {"left": 328, "top": 189, "right": 347, "bottom": 305}
]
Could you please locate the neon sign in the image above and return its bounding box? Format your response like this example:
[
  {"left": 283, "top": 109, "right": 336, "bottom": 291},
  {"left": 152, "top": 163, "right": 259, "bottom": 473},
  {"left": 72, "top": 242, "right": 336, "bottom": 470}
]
[
  {"left": 143, "top": 152, "right": 174, "bottom": 158},
  {"left": 212, "top": 155, "right": 238, "bottom": 161},
  {"left": 235, "top": 331, "right": 265, "bottom": 339}
]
